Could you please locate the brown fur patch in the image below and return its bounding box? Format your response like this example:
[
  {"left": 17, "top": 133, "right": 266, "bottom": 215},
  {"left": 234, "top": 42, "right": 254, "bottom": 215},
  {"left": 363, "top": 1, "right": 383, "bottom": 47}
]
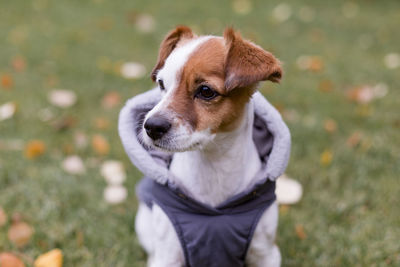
[
  {"left": 167, "top": 37, "right": 255, "bottom": 133},
  {"left": 224, "top": 27, "right": 282, "bottom": 91},
  {"left": 163, "top": 27, "right": 283, "bottom": 134}
]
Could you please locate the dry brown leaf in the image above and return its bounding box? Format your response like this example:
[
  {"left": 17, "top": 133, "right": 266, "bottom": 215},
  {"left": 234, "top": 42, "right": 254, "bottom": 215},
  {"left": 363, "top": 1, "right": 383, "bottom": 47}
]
[
  {"left": 320, "top": 149, "right": 333, "bottom": 166},
  {"left": 295, "top": 224, "right": 307, "bottom": 240},
  {"left": 24, "top": 140, "right": 46, "bottom": 159},
  {"left": 318, "top": 80, "right": 334, "bottom": 92},
  {"left": 12, "top": 56, "right": 26, "bottom": 72},
  {"left": 93, "top": 117, "right": 110, "bottom": 130},
  {"left": 52, "top": 116, "right": 77, "bottom": 131},
  {"left": 324, "top": 119, "right": 337, "bottom": 133},
  {"left": 347, "top": 131, "right": 362, "bottom": 148},
  {"left": 279, "top": 205, "right": 290, "bottom": 215},
  {"left": 101, "top": 92, "right": 121, "bottom": 109},
  {"left": 308, "top": 57, "right": 324, "bottom": 72},
  {"left": 8, "top": 221, "right": 34, "bottom": 247},
  {"left": 296, "top": 55, "right": 323, "bottom": 72},
  {"left": 0, "top": 252, "right": 25, "bottom": 267},
  {"left": 0, "top": 207, "right": 7, "bottom": 227},
  {"left": 92, "top": 134, "right": 109, "bottom": 156},
  {"left": 346, "top": 84, "right": 388, "bottom": 104},
  {"left": 1, "top": 74, "right": 13, "bottom": 89},
  {"left": 34, "top": 249, "right": 63, "bottom": 267}
]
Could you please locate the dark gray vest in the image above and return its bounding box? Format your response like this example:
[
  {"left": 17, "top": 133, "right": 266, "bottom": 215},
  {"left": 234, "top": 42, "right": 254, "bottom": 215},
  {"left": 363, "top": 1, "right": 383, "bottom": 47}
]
[{"left": 137, "top": 177, "right": 276, "bottom": 267}]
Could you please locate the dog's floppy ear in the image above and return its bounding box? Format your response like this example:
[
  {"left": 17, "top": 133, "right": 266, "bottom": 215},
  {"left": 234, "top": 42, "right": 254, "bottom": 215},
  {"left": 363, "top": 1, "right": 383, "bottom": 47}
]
[
  {"left": 223, "top": 27, "right": 283, "bottom": 91},
  {"left": 151, "top": 26, "right": 194, "bottom": 81}
]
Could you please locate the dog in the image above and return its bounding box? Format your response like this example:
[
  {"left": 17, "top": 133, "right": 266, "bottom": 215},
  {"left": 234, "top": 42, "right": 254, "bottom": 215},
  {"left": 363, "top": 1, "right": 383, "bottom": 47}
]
[{"left": 127, "top": 26, "right": 288, "bottom": 267}]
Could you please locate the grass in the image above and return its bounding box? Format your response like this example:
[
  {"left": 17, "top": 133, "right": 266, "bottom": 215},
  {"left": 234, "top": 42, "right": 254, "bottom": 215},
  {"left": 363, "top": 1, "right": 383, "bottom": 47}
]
[{"left": 1, "top": 0, "right": 399, "bottom": 266}]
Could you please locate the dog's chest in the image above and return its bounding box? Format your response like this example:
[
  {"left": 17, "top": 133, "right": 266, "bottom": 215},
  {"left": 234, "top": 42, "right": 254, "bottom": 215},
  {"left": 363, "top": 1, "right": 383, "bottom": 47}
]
[{"left": 169, "top": 140, "right": 262, "bottom": 207}]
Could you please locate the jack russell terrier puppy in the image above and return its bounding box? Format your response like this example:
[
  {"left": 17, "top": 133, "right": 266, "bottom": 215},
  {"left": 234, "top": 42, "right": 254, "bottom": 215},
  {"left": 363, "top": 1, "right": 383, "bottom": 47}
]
[{"left": 119, "top": 26, "right": 291, "bottom": 267}]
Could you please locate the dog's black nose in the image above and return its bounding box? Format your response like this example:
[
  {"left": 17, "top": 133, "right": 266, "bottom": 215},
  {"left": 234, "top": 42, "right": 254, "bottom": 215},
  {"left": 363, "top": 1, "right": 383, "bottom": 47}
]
[{"left": 144, "top": 116, "right": 171, "bottom": 140}]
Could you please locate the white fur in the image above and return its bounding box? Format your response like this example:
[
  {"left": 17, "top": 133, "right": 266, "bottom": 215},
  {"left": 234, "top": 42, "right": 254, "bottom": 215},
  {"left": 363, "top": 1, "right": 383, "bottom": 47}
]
[
  {"left": 142, "top": 37, "right": 216, "bottom": 153},
  {"left": 136, "top": 38, "right": 281, "bottom": 267}
]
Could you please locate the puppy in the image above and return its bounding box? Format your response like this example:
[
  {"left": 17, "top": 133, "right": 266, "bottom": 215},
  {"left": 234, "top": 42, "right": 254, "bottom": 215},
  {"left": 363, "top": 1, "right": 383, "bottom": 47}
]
[{"left": 128, "top": 26, "right": 288, "bottom": 267}]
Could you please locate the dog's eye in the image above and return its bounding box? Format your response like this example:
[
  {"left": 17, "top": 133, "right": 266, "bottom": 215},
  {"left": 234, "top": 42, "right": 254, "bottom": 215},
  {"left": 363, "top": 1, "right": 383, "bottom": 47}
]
[
  {"left": 196, "top": 85, "right": 218, "bottom": 100},
  {"left": 158, "top": 79, "right": 165, "bottom": 91}
]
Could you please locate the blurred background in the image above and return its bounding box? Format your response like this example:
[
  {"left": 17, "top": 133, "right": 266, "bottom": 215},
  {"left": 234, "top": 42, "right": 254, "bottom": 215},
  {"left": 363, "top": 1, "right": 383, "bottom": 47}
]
[{"left": 0, "top": 0, "right": 399, "bottom": 266}]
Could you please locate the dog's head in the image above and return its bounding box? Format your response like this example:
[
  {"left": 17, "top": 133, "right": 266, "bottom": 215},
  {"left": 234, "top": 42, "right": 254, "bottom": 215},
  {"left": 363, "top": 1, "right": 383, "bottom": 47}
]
[{"left": 142, "top": 26, "right": 282, "bottom": 152}]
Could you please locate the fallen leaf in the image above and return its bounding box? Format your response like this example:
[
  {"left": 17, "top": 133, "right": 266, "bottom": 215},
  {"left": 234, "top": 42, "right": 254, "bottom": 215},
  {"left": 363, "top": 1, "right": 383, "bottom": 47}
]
[
  {"left": 346, "top": 84, "right": 388, "bottom": 104},
  {"left": 45, "top": 75, "right": 59, "bottom": 87},
  {"left": 100, "top": 160, "right": 126, "bottom": 185},
  {"left": 0, "top": 252, "right": 25, "bottom": 267},
  {"left": 24, "top": 140, "right": 46, "bottom": 159},
  {"left": 104, "top": 185, "right": 127, "bottom": 204},
  {"left": 0, "top": 102, "right": 17, "bottom": 121},
  {"left": 120, "top": 62, "right": 146, "bottom": 79},
  {"left": 93, "top": 117, "right": 110, "bottom": 130},
  {"left": 8, "top": 221, "right": 34, "bottom": 247},
  {"left": 34, "top": 249, "right": 63, "bottom": 267},
  {"left": 324, "top": 119, "right": 337, "bottom": 133},
  {"left": 276, "top": 174, "right": 303, "bottom": 205},
  {"left": 308, "top": 57, "right": 324, "bottom": 72},
  {"left": 12, "top": 56, "right": 26, "bottom": 72},
  {"left": 51, "top": 116, "right": 77, "bottom": 131},
  {"left": 11, "top": 212, "right": 23, "bottom": 223},
  {"left": 1, "top": 74, "right": 13, "bottom": 89},
  {"left": 61, "top": 143, "right": 74, "bottom": 154},
  {"left": 135, "top": 14, "right": 155, "bottom": 33},
  {"left": 320, "top": 149, "right": 333, "bottom": 166},
  {"left": 295, "top": 224, "right": 307, "bottom": 240},
  {"left": 272, "top": 3, "right": 292, "bottom": 23},
  {"left": 101, "top": 92, "right": 121, "bottom": 109},
  {"left": 282, "top": 109, "right": 299, "bottom": 122},
  {"left": 384, "top": 53, "right": 400, "bottom": 69},
  {"left": 318, "top": 80, "right": 334, "bottom": 92},
  {"left": 279, "top": 205, "right": 290, "bottom": 215},
  {"left": 232, "top": 0, "right": 253, "bottom": 15},
  {"left": 47, "top": 89, "right": 77, "bottom": 108},
  {"left": 296, "top": 55, "right": 323, "bottom": 72},
  {"left": 0, "top": 207, "right": 7, "bottom": 227},
  {"left": 347, "top": 131, "right": 362, "bottom": 148},
  {"left": 91, "top": 134, "right": 109, "bottom": 156},
  {"left": 62, "top": 156, "right": 85, "bottom": 175}
]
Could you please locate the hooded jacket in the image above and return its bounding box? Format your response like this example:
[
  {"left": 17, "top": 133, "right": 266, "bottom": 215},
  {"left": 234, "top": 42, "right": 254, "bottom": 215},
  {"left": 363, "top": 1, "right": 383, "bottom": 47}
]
[{"left": 118, "top": 89, "right": 291, "bottom": 267}]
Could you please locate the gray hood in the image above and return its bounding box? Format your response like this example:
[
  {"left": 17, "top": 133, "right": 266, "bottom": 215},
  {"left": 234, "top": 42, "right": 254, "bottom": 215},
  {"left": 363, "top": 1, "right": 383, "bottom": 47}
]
[{"left": 118, "top": 88, "right": 291, "bottom": 186}]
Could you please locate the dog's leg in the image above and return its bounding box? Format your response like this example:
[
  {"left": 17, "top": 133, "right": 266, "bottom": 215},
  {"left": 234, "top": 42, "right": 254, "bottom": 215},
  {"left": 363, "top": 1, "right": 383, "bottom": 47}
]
[
  {"left": 246, "top": 201, "right": 281, "bottom": 267},
  {"left": 150, "top": 204, "right": 185, "bottom": 267},
  {"left": 135, "top": 203, "right": 155, "bottom": 262}
]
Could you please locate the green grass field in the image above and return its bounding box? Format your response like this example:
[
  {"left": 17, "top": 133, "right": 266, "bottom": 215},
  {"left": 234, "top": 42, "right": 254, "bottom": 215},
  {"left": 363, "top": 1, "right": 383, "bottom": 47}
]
[{"left": 1, "top": 0, "right": 399, "bottom": 266}]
